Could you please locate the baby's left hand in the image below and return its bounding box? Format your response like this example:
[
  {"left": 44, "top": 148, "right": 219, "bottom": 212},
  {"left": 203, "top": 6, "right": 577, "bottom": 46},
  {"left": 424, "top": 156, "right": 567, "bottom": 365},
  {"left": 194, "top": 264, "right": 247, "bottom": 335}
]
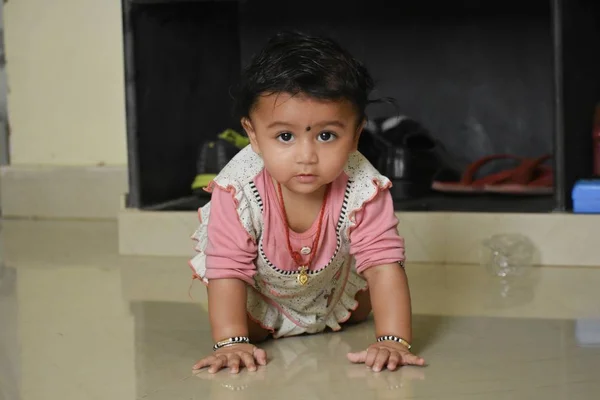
[{"left": 347, "top": 341, "right": 425, "bottom": 372}]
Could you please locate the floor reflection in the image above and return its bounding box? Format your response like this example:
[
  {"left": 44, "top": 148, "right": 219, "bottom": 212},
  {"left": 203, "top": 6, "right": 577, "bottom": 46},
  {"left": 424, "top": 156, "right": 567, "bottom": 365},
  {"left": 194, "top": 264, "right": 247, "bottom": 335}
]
[{"left": 1, "top": 219, "right": 600, "bottom": 400}]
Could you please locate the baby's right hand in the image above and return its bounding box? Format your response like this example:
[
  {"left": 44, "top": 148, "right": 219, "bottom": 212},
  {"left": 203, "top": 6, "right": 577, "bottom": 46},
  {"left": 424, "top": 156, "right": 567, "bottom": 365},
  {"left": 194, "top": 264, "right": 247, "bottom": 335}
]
[{"left": 193, "top": 344, "right": 268, "bottom": 374}]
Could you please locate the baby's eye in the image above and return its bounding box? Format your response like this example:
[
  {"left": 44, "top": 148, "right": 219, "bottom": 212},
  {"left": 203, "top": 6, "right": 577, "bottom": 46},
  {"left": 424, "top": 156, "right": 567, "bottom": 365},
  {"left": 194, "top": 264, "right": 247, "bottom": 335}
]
[
  {"left": 317, "top": 131, "right": 337, "bottom": 142},
  {"left": 277, "top": 132, "right": 294, "bottom": 142}
]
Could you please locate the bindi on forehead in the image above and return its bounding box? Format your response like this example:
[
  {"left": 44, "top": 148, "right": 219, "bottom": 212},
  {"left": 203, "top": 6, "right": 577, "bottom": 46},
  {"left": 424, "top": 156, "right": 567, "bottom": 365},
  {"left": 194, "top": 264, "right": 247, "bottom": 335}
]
[{"left": 305, "top": 126, "right": 312, "bottom": 132}]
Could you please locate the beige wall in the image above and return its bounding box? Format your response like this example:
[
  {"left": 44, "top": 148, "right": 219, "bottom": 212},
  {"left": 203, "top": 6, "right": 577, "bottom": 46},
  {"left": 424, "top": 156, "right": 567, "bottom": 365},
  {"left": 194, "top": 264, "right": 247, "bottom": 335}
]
[{"left": 4, "top": 0, "right": 127, "bottom": 166}]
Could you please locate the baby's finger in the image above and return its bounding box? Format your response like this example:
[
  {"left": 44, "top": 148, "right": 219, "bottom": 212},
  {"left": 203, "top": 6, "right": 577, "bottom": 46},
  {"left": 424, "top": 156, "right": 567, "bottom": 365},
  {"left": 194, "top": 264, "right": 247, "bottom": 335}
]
[
  {"left": 208, "top": 355, "right": 227, "bottom": 374},
  {"left": 372, "top": 349, "right": 390, "bottom": 372},
  {"left": 387, "top": 352, "right": 401, "bottom": 371},
  {"left": 241, "top": 352, "right": 257, "bottom": 372},
  {"left": 193, "top": 356, "right": 215, "bottom": 370},
  {"left": 254, "top": 348, "right": 268, "bottom": 366},
  {"left": 365, "top": 347, "right": 379, "bottom": 368},
  {"left": 346, "top": 350, "right": 367, "bottom": 364},
  {"left": 228, "top": 355, "right": 241, "bottom": 374},
  {"left": 401, "top": 352, "right": 426, "bottom": 366}
]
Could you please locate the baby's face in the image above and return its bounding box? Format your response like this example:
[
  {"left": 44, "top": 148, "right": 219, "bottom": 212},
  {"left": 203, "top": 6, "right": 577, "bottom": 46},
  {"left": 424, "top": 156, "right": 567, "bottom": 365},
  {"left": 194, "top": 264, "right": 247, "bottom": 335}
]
[{"left": 242, "top": 92, "right": 363, "bottom": 197}]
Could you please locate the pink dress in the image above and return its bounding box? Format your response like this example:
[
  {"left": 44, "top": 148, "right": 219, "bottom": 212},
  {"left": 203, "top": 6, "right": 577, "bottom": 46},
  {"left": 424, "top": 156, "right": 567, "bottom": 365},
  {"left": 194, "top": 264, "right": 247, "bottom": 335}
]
[
  {"left": 204, "top": 168, "right": 405, "bottom": 285},
  {"left": 190, "top": 146, "right": 405, "bottom": 337}
]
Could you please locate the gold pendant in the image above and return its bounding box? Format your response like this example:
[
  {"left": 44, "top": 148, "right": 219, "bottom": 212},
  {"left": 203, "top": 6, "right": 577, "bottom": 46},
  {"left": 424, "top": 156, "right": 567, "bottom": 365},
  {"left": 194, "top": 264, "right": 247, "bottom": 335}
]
[{"left": 297, "top": 266, "right": 309, "bottom": 285}]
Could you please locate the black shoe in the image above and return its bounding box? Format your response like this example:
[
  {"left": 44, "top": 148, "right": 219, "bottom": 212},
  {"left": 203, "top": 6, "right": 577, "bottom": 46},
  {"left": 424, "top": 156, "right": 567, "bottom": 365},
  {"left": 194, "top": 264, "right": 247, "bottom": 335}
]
[
  {"left": 358, "top": 119, "right": 385, "bottom": 168},
  {"left": 363, "top": 116, "right": 461, "bottom": 200},
  {"left": 191, "top": 129, "right": 249, "bottom": 197}
]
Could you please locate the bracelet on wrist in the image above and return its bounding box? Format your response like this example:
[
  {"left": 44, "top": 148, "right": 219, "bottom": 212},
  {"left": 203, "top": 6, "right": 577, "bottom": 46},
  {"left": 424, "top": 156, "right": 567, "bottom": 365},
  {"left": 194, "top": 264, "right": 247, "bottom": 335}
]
[
  {"left": 213, "top": 336, "right": 251, "bottom": 351},
  {"left": 377, "top": 335, "right": 412, "bottom": 350}
]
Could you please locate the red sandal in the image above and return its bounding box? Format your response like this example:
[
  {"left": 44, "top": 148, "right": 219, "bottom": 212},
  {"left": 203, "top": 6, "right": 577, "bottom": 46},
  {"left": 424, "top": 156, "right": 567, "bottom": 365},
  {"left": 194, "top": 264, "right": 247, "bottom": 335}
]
[
  {"left": 432, "top": 154, "right": 524, "bottom": 193},
  {"left": 483, "top": 155, "right": 554, "bottom": 195},
  {"left": 432, "top": 154, "right": 553, "bottom": 195}
]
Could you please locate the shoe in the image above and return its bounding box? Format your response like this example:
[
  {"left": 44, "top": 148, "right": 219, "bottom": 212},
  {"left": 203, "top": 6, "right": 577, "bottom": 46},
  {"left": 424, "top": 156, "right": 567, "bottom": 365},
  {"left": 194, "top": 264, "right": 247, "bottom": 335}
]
[
  {"left": 358, "top": 119, "right": 386, "bottom": 168},
  {"left": 363, "top": 116, "right": 462, "bottom": 200},
  {"left": 191, "top": 129, "right": 249, "bottom": 197}
]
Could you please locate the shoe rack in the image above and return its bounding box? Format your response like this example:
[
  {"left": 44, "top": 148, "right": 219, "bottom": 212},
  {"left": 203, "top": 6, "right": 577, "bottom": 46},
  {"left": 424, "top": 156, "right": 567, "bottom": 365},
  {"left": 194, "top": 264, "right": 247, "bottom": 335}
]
[{"left": 122, "top": 0, "right": 600, "bottom": 213}]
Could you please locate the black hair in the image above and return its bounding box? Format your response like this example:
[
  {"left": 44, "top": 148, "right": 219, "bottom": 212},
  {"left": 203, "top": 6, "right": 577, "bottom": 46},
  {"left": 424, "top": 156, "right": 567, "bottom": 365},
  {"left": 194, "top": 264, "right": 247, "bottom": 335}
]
[{"left": 236, "top": 31, "right": 375, "bottom": 123}]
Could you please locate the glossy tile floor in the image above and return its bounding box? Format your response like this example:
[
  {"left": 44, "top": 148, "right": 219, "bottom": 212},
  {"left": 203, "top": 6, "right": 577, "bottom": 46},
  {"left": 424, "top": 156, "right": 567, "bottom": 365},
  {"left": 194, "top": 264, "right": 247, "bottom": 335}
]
[{"left": 1, "top": 219, "right": 600, "bottom": 400}]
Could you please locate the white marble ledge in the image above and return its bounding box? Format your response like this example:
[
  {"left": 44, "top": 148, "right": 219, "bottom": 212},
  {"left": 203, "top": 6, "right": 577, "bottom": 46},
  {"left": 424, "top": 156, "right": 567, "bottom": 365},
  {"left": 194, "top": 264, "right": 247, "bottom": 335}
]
[{"left": 118, "top": 208, "right": 600, "bottom": 267}]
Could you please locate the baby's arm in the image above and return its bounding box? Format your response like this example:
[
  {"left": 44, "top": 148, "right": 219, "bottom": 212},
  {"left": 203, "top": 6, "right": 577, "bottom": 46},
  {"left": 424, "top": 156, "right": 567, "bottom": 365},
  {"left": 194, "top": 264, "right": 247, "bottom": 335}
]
[
  {"left": 346, "top": 189, "right": 425, "bottom": 370},
  {"left": 208, "top": 279, "right": 250, "bottom": 342},
  {"left": 347, "top": 264, "right": 424, "bottom": 371},
  {"left": 192, "top": 278, "right": 267, "bottom": 374},
  {"left": 192, "top": 188, "right": 266, "bottom": 373},
  {"left": 362, "top": 264, "right": 413, "bottom": 345}
]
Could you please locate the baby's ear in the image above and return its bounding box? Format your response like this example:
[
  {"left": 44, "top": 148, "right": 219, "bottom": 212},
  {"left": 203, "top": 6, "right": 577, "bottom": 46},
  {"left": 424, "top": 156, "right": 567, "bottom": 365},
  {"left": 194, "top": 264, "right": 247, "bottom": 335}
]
[{"left": 241, "top": 118, "right": 261, "bottom": 154}]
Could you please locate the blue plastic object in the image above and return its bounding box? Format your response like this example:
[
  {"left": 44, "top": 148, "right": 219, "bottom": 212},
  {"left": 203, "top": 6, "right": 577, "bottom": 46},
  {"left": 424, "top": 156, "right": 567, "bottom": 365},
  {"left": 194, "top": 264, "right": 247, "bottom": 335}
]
[{"left": 572, "top": 179, "right": 600, "bottom": 213}]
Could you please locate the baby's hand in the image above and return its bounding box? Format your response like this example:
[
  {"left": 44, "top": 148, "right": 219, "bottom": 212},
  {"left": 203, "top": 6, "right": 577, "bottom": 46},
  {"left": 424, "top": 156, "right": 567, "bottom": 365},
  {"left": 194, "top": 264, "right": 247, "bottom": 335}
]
[
  {"left": 193, "top": 344, "right": 268, "bottom": 374},
  {"left": 347, "top": 341, "right": 425, "bottom": 372}
]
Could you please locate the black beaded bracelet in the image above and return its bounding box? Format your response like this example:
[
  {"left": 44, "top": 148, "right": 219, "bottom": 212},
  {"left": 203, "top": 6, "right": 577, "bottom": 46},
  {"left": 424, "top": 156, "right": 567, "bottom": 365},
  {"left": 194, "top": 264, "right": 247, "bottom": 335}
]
[
  {"left": 377, "top": 335, "right": 412, "bottom": 350},
  {"left": 213, "top": 336, "right": 250, "bottom": 351}
]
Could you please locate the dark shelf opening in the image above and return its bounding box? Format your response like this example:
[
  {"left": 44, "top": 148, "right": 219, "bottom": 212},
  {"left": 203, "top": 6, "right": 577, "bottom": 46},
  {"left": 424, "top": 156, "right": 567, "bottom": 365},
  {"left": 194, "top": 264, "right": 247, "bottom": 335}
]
[
  {"left": 122, "top": 0, "right": 600, "bottom": 213},
  {"left": 145, "top": 193, "right": 555, "bottom": 214}
]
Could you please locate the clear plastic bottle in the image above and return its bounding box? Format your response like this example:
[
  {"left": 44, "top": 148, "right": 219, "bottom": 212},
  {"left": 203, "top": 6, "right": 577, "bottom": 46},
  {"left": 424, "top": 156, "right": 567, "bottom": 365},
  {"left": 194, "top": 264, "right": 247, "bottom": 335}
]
[{"left": 481, "top": 234, "right": 535, "bottom": 278}]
